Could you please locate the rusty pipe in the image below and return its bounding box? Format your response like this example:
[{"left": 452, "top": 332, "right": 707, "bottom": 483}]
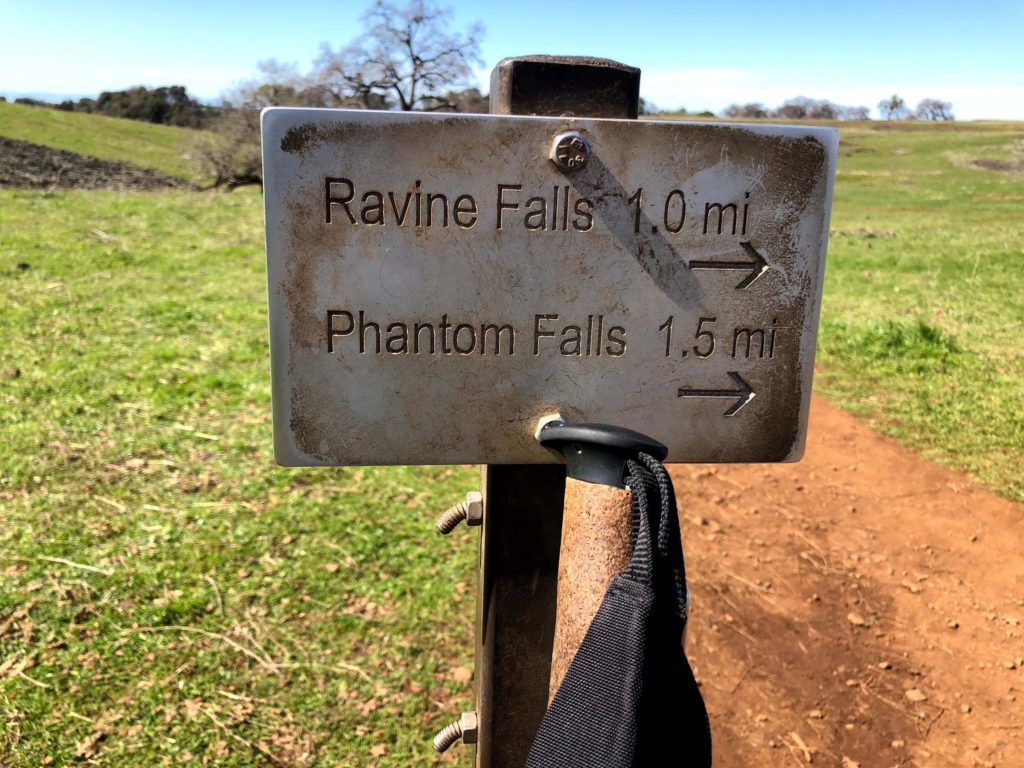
[{"left": 537, "top": 421, "right": 668, "bottom": 701}]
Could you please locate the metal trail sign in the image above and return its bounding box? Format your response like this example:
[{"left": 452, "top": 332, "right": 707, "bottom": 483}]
[{"left": 262, "top": 109, "right": 837, "bottom": 465}]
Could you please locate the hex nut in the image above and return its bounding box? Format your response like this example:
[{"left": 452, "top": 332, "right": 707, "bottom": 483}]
[
  {"left": 459, "top": 711, "right": 479, "bottom": 744},
  {"left": 550, "top": 132, "right": 591, "bottom": 172},
  {"left": 465, "top": 491, "right": 483, "bottom": 527}
]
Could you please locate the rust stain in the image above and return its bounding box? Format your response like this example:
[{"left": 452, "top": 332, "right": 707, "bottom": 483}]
[
  {"left": 280, "top": 122, "right": 351, "bottom": 155},
  {"left": 549, "top": 477, "right": 632, "bottom": 699}
]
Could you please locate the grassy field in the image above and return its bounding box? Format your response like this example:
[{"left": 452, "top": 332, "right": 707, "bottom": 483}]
[
  {"left": 0, "top": 117, "right": 1022, "bottom": 765},
  {"left": 0, "top": 190, "right": 477, "bottom": 765},
  {"left": 0, "top": 101, "right": 197, "bottom": 180},
  {"left": 817, "top": 121, "right": 1023, "bottom": 497}
]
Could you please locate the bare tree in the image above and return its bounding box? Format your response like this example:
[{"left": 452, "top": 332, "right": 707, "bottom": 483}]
[
  {"left": 722, "top": 102, "right": 768, "bottom": 119},
  {"left": 421, "top": 87, "right": 488, "bottom": 113},
  {"left": 772, "top": 97, "right": 842, "bottom": 120},
  {"left": 192, "top": 60, "right": 329, "bottom": 191},
  {"left": 838, "top": 105, "right": 871, "bottom": 120},
  {"left": 877, "top": 94, "right": 909, "bottom": 120},
  {"left": 915, "top": 98, "right": 954, "bottom": 121},
  {"left": 193, "top": 2, "right": 485, "bottom": 190},
  {"left": 773, "top": 100, "right": 808, "bottom": 120},
  {"left": 315, "top": 0, "right": 483, "bottom": 111},
  {"left": 770, "top": 97, "right": 869, "bottom": 121}
]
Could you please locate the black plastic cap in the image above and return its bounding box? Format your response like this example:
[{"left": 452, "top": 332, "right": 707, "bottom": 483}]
[{"left": 538, "top": 421, "right": 667, "bottom": 488}]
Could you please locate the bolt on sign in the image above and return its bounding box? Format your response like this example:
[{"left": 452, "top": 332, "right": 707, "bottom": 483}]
[{"left": 262, "top": 109, "right": 837, "bottom": 465}]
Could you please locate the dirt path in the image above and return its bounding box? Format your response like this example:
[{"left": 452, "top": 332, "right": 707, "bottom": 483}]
[
  {"left": 0, "top": 136, "right": 191, "bottom": 190},
  {"left": 673, "top": 397, "right": 1023, "bottom": 768}
]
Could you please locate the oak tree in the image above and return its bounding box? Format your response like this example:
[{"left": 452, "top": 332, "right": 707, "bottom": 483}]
[
  {"left": 315, "top": 0, "right": 484, "bottom": 111},
  {"left": 915, "top": 98, "right": 954, "bottom": 121},
  {"left": 877, "top": 94, "right": 910, "bottom": 120}
]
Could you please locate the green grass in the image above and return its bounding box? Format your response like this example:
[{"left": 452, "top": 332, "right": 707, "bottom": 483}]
[
  {"left": 0, "top": 118, "right": 1022, "bottom": 764},
  {"left": 0, "top": 101, "right": 197, "bottom": 180},
  {"left": 0, "top": 190, "right": 477, "bottom": 765}
]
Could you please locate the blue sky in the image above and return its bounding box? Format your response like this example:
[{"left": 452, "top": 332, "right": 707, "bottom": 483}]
[{"left": 3, "top": 0, "right": 1022, "bottom": 119}]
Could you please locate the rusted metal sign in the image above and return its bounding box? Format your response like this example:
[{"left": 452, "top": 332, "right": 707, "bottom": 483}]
[{"left": 262, "top": 109, "right": 836, "bottom": 465}]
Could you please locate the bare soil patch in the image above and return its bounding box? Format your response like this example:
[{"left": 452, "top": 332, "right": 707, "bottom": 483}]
[
  {"left": 676, "top": 397, "right": 1022, "bottom": 768},
  {"left": 970, "top": 157, "right": 1024, "bottom": 173},
  {"left": 0, "top": 136, "right": 192, "bottom": 191}
]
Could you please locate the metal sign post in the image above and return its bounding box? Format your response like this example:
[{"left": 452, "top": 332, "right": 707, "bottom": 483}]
[
  {"left": 477, "top": 56, "right": 642, "bottom": 768},
  {"left": 260, "top": 54, "right": 837, "bottom": 768}
]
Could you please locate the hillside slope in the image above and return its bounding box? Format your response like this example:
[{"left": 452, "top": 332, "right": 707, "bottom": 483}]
[
  {"left": 0, "top": 136, "right": 192, "bottom": 190},
  {"left": 0, "top": 100, "right": 196, "bottom": 180}
]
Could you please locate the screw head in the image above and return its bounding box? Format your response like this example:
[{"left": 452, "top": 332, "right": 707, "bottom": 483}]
[{"left": 550, "top": 132, "right": 590, "bottom": 172}]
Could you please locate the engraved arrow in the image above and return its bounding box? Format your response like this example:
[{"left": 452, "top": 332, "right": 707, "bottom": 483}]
[
  {"left": 688, "top": 242, "right": 769, "bottom": 290},
  {"left": 677, "top": 371, "right": 756, "bottom": 416}
]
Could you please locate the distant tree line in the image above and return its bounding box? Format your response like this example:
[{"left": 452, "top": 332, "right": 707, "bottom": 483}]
[
  {"left": 718, "top": 97, "right": 870, "bottom": 121},
  {"left": 57, "top": 86, "right": 217, "bottom": 128},
  {"left": 10, "top": 85, "right": 218, "bottom": 128},
  {"left": 877, "top": 94, "right": 954, "bottom": 121},
  {"left": 714, "top": 95, "right": 953, "bottom": 121}
]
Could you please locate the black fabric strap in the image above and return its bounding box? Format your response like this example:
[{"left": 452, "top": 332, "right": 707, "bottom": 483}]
[{"left": 525, "top": 453, "right": 712, "bottom": 768}]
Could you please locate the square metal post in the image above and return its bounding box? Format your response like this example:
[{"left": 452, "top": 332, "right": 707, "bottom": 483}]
[{"left": 476, "top": 55, "right": 640, "bottom": 768}]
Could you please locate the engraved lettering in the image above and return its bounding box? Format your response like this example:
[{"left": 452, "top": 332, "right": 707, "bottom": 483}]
[
  {"left": 359, "top": 310, "right": 381, "bottom": 354},
  {"left": 480, "top": 323, "right": 515, "bottom": 355},
  {"left": 385, "top": 322, "right": 408, "bottom": 353},
  {"left": 732, "top": 327, "right": 765, "bottom": 359},
  {"left": 414, "top": 321, "right": 435, "bottom": 354},
  {"left": 628, "top": 188, "right": 643, "bottom": 234},
  {"left": 361, "top": 190, "right": 384, "bottom": 225},
  {"left": 606, "top": 326, "right": 626, "bottom": 357},
  {"left": 524, "top": 197, "right": 547, "bottom": 231},
  {"left": 327, "top": 310, "right": 353, "bottom": 352},
  {"left": 703, "top": 202, "right": 738, "bottom": 235},
  {"left": 426, "top": 192, "right": 449, "bottom": 228},
  {"left": 453, "top": 323, "right": 476, "bottom": 355},
  {"left": 496, "top": 184, "right": 521, "bottom": 230},
  {"left": 573, "top": 198, "right": 594, "bottom": 231},
  {"left": 453, "top": 195, "right": 479, "bottom": 228},
  {"left": 664, "top": 190, "right": 686, "bottom": 234},
  {"left": 325, "top": 177, "right": 356, "bottom": 224},
  {"left": 326, "top": 311, "right": 623, "bottom": 359},
  {"left": 559, "top": 325, "right": 582, "bottom": 356},
  {"left": 732, "top": 318, "right": 777, "bottom": 359},
  {"left": 439, "top": 313, "right": 452, "bottom": 354},
  {"left": 533, "top": 314, "right": 558, "bottom": 355},
  {"left": 389, "top": 190, "right": 413, "bottom": 225},
  {"left": 694, "top": 317, "right": 717, "bottom": 358}
]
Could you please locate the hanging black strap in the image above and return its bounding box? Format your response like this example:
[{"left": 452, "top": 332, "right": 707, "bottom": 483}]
[{"left": 525, "top": 453, "right": 712, "bottom": 768}]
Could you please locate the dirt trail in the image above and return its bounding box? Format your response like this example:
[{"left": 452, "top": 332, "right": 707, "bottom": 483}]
[
  {"left": 0, "top": 136, "right": 191, "bottom": 191},
  {"left": 674, "top": 397, "right": 1023, "bottom": 768}
]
